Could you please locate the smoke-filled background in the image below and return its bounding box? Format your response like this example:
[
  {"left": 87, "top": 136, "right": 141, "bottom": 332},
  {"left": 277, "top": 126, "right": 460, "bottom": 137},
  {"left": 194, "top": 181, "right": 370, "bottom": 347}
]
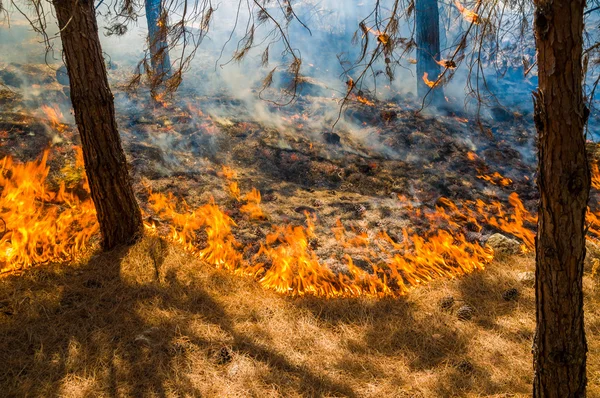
[{"left": 0, "top": 1, "right": 543, "bottom": 111}]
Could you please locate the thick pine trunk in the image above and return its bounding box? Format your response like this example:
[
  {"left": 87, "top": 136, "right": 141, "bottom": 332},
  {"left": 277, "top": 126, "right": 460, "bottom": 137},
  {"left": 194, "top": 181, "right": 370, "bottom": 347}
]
[
  {"left": 533, "top": 1, "right": 588, "bottom": 396},
  {"left": 52, "top": 0, "right": 144, "bottom": 250},
  {"left": 415, "top": 0, "right": 444, "bottom": 105},
  {"left": 146, "top": 0, "right": 172, "bottom": 79}
]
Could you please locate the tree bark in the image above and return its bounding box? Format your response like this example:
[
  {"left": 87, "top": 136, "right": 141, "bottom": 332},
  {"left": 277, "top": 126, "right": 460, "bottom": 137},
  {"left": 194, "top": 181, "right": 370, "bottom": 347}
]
[
  {"left": 415, "top": 0, "right": 445, "bottom": 105},
  {"left": 52, "top": 0, "right": 144, "bottom": 250},
  {"left": 533, "top": 1, "right": 588, "bottom": 396},
  {"left": 146, "top": 0, "right": 172, "bottom": 80}
]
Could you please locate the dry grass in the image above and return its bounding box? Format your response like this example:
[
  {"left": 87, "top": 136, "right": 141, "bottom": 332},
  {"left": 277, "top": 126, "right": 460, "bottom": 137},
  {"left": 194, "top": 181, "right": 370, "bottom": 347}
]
[{"left": 1, "top": 237, "right": 599, "bottom": 397}]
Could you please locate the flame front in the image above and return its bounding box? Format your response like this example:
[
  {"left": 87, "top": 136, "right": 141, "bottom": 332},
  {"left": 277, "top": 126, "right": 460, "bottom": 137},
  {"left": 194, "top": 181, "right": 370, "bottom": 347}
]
[
  {"left": 6, "top": 147, "right": 600, "bottom": 297},
  {"left": 0, "top": 149, "right": 98, "bottom": 273}
]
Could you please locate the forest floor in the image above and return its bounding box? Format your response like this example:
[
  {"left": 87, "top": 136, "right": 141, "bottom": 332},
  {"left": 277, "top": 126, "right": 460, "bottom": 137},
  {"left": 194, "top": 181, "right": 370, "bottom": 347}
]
[
  {"left": 0, "top": 239, "right": 600, "bottom": 397},
  {"left": 2, "top": 40, "right": 600, "bottom": 397}
]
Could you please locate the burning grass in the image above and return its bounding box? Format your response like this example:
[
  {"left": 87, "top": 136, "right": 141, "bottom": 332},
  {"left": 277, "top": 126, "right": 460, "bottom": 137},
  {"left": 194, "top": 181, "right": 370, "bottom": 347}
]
[
  {"left": 2, "top": 142, "right": 600, "bottom": 298},
  {"left": 0, "top": 146, "right": 554, "bottom": 297},
  {"left": 0, "top": 148, "right": 97, "bottom": 272}
]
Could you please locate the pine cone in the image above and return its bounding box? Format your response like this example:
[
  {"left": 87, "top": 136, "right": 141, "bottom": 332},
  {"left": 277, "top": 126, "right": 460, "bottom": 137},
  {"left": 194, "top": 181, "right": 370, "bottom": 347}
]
[
  {"left": 456, "top": 360, "right": 474, "bottom": 375},
  {"left": 502, "top": 287, "right": 519, "bottom": 301},
  {"left": 217, "top": 347, "right": 232, "bottom": 364},
  {"left": 456, "top": 304, "right": 474, "bottom": 321},
  {"left": 439, "top": 296, "right": 455, "bottom": 311}
]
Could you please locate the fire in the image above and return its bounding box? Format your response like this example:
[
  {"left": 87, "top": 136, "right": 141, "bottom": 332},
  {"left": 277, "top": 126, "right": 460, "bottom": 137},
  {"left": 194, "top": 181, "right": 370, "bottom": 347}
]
[
  {"left": 0, "top": 146, "right": 538, "bottom": 296},
  {"left": 221, "top": 166, "right": 265, "bottom": 219},
  {"left": 40, "top": 105, "right": 69, "bottom": 135},
  {"left": 355, "top": 95, "right": 375, "bottom": 106},
  {"left": 147, "top": 193, "right": 243, "bottom": 271},
  {"left": 220, "top": 166, "right": 238, "bottom": 180},
  {"left": 454, "top": 0, "right": 481, "bottom": 24},
  {"left": 363, "top": 26, "right": 390, "bottom": 46},
  {"left": 228, "top": 181, "right": 241, "bottom": 200},
  {"left": 477, "top": 171, "right": 513, "bottom": 187},
  {"left": 592, "top": 163, "right": 600, "bottom": 189},
  {"left": 422, "top": 72, "right": 441, "bottom": 88},
  {"left": 0, "top": 149, "right": 98, "bottom": 274},
  {"left": 151, "top": 92, "right": 171, "bottom": 108},
  {"left": 11, "top": 140, "right": 600, "bottom": 297},
  {"left": 240, "top": 188, "right": 265, "bottom": 220},
  {"left": 434, "top": 193, "right": 536, "bottom": 252},
  {"left": 436, "top": 59, "right": 457, "bottom": 70}
]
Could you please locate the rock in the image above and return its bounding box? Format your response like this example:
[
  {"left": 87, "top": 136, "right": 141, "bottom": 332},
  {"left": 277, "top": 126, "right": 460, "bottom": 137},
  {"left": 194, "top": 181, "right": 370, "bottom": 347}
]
[
  {"left": 517, "top": 271, "right": 535, "bottom": 285},
  {"left": 486, "top": 233, "right": 521, "bottom": 256},
  {"left": 456, "top": 304, "right": 474, "bottom": 321},
  {"left": 502, "top": 287, "right": 519, "bottom": 301},
  {"left": 312, "top": 199, "right": 324, "bottom": 208}
]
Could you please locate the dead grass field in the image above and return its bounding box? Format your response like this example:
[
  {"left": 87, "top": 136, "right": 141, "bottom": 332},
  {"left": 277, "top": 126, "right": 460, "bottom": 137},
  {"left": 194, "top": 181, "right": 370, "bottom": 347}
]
[{"left": 0, "top": 237, "right": 599, "bottom": 397}]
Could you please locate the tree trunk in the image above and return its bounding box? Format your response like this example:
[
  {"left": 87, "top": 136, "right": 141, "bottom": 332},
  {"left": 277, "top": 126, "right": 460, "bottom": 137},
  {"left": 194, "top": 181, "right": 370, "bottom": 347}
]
[
  {"left": 146, "top": 0, "right": 172, "bottom": 80},
  {"left": 415, "top": 0, "right": 445, "bottom": 105},
  {"left": 52, "top": 0, "right": 144, "bottom": 250},
  {"left": 533, "top": 1, "right": 588, "bottom": 396}
]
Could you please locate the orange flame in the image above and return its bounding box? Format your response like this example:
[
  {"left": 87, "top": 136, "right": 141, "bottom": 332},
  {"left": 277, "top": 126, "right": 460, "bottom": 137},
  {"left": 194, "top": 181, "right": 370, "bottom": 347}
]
[
  {"left": 0, "top": 150, "right": 537, "bottom": 296},
  {"left": 240, "top": 188, "right": 265, "bottom": 220},
  {"left": 422, "top": 72, "right": 441, "bottom": 88},
  {"left": 592, "top": 163, "right": 600, "bottom": 190},
  {"left": 40, "top": 105, "right": 69, "bottom": 135},
  {"left": 0, "top": 150, "right": 98, "bottom": 273},
  {"left": 477, "top": 171, "right": 513, "bottom": 187},
  {"left": 355, "top": 96, "right": 375, "bottom": 106},
  {"left": 436, "top": 59, "right": 457, "bottom": 70},
  {"left": 14, "top": 140, "right": 600, "bottom": 297},
  {"left": 454, "top": 0, "right": 481, "bottom": 24}
]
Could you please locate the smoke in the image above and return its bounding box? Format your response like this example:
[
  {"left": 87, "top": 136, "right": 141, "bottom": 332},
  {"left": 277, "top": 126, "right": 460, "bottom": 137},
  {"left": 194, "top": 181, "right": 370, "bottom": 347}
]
[{"left": 1, "top": 0, "right": 587, "bottom": 157}]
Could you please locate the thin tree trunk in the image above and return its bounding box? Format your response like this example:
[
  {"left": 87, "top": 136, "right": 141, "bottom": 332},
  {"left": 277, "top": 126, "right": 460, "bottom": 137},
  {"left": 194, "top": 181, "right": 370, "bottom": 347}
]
[
  {"left": 415, "top": 0, "right": 444, "bottom": 105},
  {"left": 533, "top": 0, "right": 588, "bottom": 396},
  {"left": 52, "top": 0, "right": 143, "bottom": 250},
  {"left": 146, "top": 0, "right": 172, "bottom": 79}
]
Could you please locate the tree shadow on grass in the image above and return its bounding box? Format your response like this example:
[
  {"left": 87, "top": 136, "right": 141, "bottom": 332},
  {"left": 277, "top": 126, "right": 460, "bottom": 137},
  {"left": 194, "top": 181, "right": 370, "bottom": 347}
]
[
  {"left": 290, "top": 263, "right": 535, "bottom": 396},
  {"left": 0, "top": 237, "right": 357, "bottom": 397}
]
